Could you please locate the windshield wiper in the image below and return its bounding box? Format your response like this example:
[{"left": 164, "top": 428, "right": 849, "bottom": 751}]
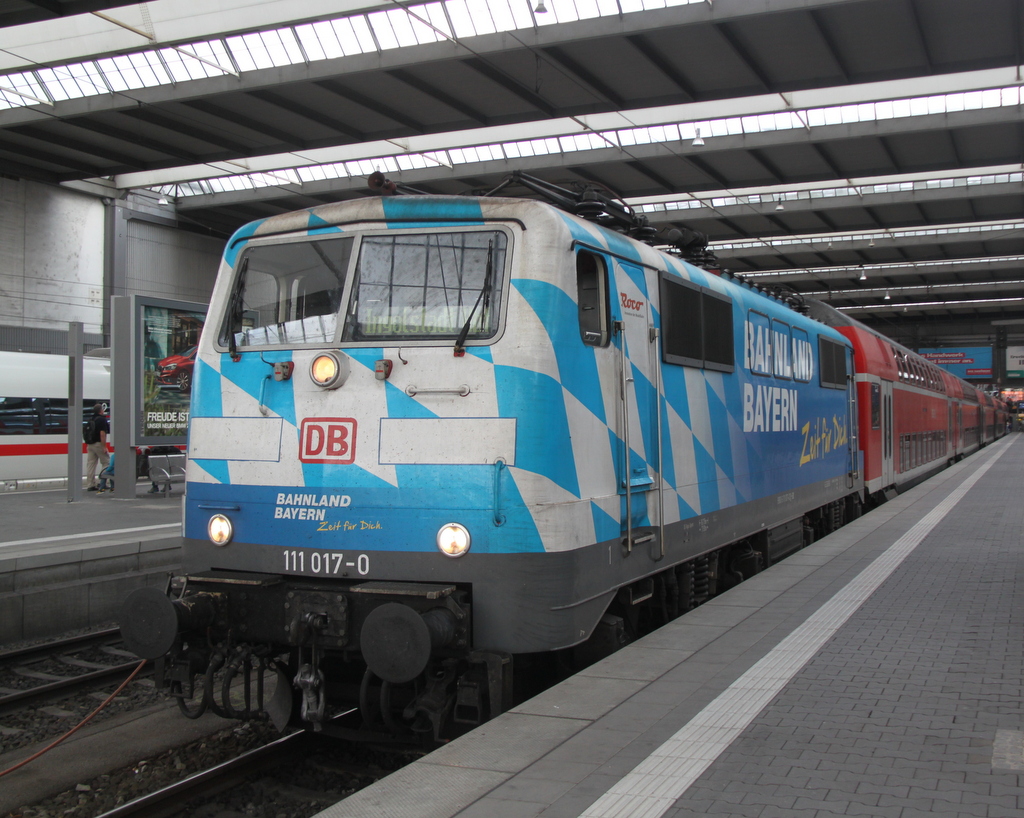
[{"left": 454, "top": 241, "right": 494, "bottom": 357}]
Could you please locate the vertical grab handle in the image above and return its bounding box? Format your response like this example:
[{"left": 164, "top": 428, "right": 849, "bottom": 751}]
[
  {"left": 651, "top": 326, "right": 665, "bottom": 559},
  {"left": 492, "top": 459, "right": 507, "bottom": 526},
  {"left": 617, "top": 321, "right": 633, "bottom": 553}
]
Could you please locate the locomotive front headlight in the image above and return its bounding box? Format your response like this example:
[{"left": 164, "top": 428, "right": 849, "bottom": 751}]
[
  {"left": 208, "top": 514, "right": 233, "bottom": 546},
  {"left": 311, "top": 352, "right": 342, "bottom": 389},
  {"left": 436, "top": 522, "right": 471, "bottom": 557}
]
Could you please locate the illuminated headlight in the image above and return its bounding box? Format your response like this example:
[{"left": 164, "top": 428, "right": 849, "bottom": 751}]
[
  {"left": 311, "top": 352, "right": 343, "bottom": 389},
  {"left": 436, "top": 522, "right": 471, "bottom": 558},
  {"left": 208, "top": 514, "right": 233, "bottom": 546}
]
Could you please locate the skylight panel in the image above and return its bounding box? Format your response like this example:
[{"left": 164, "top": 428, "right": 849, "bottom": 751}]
[
  {"left": 161, "top": 48, "right": 207, "bottom": 82},
  {"left": 487, "top": 0, "right": 528, "bottom": 31},
  {"left": 403, "top": 5, "right": 449, "bottom": 44},
  {"left": 133, "top": 52, "right": 169, "bottom": 87},
  {"left": 33, "top": 67, "right": 70, "bottom": 102},
  {"left": 573, "top": 0, "right": 605, "bottom": 20},
  {"left": 536, "top": 0, "right": 577, "bottom": 25},
  {"left": 296, "top": 23, "right": 336, "bottom": 61},
  {"left": 469, "top": 1, "right": 501, "bottom": 34},
  {"left": 445, "top": 1, "right": 479, "bottom": 37},
  {"left": 329, "top": 15, "right": 373, "bottom": 56},
  {"left": 228, "top": 31, "right": 298, "bottom": 71},
  {"left": 981, "top": 88, "right": 1003, "bottom": 107},
  {"left": 368, "top": 11, "right": 401, "bottom": 50},
  {"left": 100, "top": 56, "right": 136, "bottom": 90},
  {"left": 1, "top": 72, "right": 49, "bottom": 106}
]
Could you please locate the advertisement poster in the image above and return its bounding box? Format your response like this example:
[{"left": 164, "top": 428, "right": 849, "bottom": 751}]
[
  {"left": 918, "top": 347, "right": 992, "bottom": 379},
  {"left": 141, "top": 303, "right": 206, "bottom": 440},
  {"left": 1007, "top": 346, "right": 1024, "bottom": 380}
]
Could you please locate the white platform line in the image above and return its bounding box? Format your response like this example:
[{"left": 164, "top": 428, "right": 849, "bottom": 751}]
[
  {"left": 580, "top": 443, "right": 1010, "bottom": 818},
  {"left": 0, "top": 523, "right": 180, "bottom": 548}
]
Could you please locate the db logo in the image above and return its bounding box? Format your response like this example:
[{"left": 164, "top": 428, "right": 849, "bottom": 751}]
[{"left": 300, "top": 418, "right": 356, "bottom": 464}]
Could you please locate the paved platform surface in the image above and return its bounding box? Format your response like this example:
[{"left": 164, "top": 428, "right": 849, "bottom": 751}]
[
  {"left": 0, "top": 482, "right": 182, "bottom": 563},
  {"left": 317, "top": 435, "right": 1024, "bottom": 818}
]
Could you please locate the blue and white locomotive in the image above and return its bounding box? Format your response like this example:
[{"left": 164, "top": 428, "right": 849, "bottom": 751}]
[{"left": 121, "top": 182, "right": 861, "bottom": 738}]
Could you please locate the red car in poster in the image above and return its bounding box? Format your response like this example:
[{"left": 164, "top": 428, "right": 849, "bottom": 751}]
[{"left": 156, "top": 346, "right": 196, "bottom": 392}]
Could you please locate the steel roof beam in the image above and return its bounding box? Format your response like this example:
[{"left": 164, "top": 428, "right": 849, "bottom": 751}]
[
  {"left": 0, "top": 0, "right": 865, "bottom": 75},
  {"left": 166, "top": 106, "right": 1024, "bottom": 210},
  {"left": 743, "top": 256, "right": 1024, "bottom": 284}
]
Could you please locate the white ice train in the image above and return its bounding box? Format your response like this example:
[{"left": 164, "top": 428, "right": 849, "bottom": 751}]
[{"left": 0, "top": 351, "right": 111, "bottom": 483}]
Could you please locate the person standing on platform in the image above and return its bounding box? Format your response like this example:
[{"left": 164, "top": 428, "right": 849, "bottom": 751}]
[{"left": 84, "top": 403, "right": 110, "bottom": 492}]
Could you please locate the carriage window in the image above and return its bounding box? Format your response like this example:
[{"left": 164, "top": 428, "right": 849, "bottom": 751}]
[
  {"left": 661, "top": 273, "right": 733, "bottom": 372},
  {"left": 870, "top": 383, "right": 881, "bottom": 429},
  {"left": 0, "top": 397, "right": 40, "bottom": 435},
  {"left": 344, "top": 230, "right": 507, "bottom": 341},
  {"left": 222, "top": 236, "right": 353, "bottom": 348},
  {"left": 577, "top": 251, "right": 610, "bottom": 347}
]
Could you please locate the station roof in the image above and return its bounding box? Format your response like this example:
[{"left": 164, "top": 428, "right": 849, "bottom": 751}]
[{"left": 2, "top": 0, "right": 1023, "bottom": 348}]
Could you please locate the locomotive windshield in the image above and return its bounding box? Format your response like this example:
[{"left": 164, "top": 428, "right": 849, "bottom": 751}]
[
  {"left": 222, "top": 236, "right": 353, "bottom": 348},
  {"left": 343, "top": 230, "right": 507, "bottom": 342},
  {"left": 221, "top": 230, "right": 507, "bottom": 349}
]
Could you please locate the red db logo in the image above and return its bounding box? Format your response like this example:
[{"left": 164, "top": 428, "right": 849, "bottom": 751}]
[{"left": 300, "top": 418, "right": 357, "bottom": 464}]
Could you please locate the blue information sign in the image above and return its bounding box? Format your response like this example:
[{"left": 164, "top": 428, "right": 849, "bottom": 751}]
[{"left": 918, "top": 347, "right": 992, "bottom": 379}]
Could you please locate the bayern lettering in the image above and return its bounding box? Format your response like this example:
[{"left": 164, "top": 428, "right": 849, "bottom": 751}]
[{"left": 743, "top": 383, "right": 799, "bottom": 432}]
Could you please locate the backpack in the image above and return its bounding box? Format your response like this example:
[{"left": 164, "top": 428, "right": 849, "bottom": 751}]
[{"left": 83, "top": 416, "right": 100, "bottom": 444}]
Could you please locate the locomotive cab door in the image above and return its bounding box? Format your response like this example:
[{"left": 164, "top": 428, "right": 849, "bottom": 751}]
[
  {"left": 880, "top": 379, "right": 895, "bottom": 487},
  {"left": 610, "top": 258, "right": 660, "bottom": 553}
]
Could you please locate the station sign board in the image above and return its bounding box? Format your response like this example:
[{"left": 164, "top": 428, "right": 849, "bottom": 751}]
[{"left": 1007, "top": 346, "right": 1024, "bottom": 380}]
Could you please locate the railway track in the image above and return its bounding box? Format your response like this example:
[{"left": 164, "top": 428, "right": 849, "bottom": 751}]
[
  {"left": 94, "top": 728, "right": 314, "bottom": 818},
  {"left": 0, "top": 627, "right": 149, "bottom": 714}
]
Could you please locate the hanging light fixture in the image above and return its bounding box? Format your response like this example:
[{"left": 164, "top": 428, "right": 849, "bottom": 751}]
[
  {"left": 775, "top": 201, "right": 785, "bottom": 211},
  {"left": 534, "top": 1, "right": 547, "bottom": 12},
  {"left": 859, "top": 267, "right": 867, "bottom": 281},
  {"left": 691, "top": 127, "right": 705, "bottom": 147},
  {"left": 884, "top": 290, "right": 891, "bottom": 300}
]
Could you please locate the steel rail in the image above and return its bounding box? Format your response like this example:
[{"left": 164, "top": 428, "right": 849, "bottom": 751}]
[{"left": 94, "top": 728, "right": 316, "bottom": 818}]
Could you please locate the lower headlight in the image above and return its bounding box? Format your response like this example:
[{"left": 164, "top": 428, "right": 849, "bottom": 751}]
[
  {"left": 208, "top": 514, "right": 233, "bottom": 546},
  {"left": 436, "top": 522, "right": 471, "bottom": 557}
]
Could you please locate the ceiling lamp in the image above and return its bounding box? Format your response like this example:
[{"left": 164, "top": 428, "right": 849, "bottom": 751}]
[
  {"left": 859, "top": 268, "right": 867, "bottom": 281},
  {"left": 534, "top": 1, "right": 547, "bottom": 12},
  {"left": 775, "top": 202, "right": 785, "bottom": 211},
  {"left": 691, "top": 127, "right": 704, "bottom": 147},
  {"left": 884, "top": 290, "right": 891, "bottom": 300}
]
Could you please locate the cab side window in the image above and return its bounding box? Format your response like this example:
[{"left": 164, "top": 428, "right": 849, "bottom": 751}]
[{"left": 577, "top": 251, "right": 610, "bottom": 347}]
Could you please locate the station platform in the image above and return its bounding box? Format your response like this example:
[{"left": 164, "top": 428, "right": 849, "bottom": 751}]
[
  {"left": 0, "top": 482, "right": 183, "bottom": 644},
  {"left": 317, "top": 434, "right": 1024, "bottom": 818}
]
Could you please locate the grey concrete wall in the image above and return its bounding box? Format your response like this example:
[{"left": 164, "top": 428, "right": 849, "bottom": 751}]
[
  {"left": 0, "top": 537, "right": 181, "bottom": 644},
  {"left": 0, "top": 177, "right": 106, "bottom": 337},
  {"left": 0, "top": 178, "right": 224, "bottom": 353}
]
